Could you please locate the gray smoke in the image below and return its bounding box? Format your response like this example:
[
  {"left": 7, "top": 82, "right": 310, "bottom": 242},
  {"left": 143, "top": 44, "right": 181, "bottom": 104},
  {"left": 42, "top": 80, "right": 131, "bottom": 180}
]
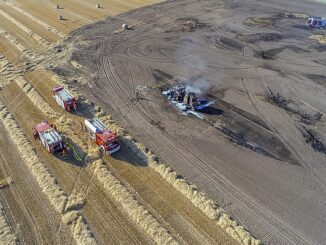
[
  {"left": 175, "top": 37, "right": 213, "bottom": 94},
  {"left": 185, "top": 80, "right": 211, "bottom": 95}
]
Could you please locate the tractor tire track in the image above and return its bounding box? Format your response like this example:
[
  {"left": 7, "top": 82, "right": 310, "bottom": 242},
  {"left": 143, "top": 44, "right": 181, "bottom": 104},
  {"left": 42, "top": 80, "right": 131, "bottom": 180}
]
[{"left": 102, "top": 55, "right": 306, "bottom": 245}]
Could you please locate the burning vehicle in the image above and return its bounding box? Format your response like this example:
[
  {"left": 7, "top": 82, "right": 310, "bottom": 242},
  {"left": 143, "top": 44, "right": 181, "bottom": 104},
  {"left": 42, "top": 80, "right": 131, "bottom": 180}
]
[{"left": 162, "top": 84, "right": 212, "bottom": 116}]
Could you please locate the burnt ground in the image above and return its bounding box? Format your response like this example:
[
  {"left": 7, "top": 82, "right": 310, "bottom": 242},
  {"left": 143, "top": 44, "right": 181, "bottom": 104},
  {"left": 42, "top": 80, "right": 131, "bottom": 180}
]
[{"left": 47, "top": 0, "right": 326, "bottom": 244}]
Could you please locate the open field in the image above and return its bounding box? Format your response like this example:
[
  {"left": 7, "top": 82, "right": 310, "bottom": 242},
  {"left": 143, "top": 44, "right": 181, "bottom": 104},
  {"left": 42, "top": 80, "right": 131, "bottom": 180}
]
[
  {"left": 48, "top": 0, "right": 326, "bottom": 244},
  {"left": 0, "top": 0, "right": 249, "bottom": 244},
  {"left": 1, "top": 0, "right": 326, "bottom": 244}
]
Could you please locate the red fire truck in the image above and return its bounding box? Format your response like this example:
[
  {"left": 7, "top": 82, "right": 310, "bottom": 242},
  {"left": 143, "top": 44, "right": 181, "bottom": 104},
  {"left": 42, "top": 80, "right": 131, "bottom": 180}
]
[
  {"left": 53, "top": 85, "right": 77, "bottom": 112},
  {"left": 84, "top": 118, "right": 120, "bottom": 154},
  {"left": 33, "top": 121, "right": 64, "bottom": 153}
]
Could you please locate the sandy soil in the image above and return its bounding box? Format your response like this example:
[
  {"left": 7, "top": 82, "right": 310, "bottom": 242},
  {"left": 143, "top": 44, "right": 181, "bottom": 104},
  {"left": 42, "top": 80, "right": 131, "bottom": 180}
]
[{"left": 51, "top": 0, "right": 326, "bottom": 244}]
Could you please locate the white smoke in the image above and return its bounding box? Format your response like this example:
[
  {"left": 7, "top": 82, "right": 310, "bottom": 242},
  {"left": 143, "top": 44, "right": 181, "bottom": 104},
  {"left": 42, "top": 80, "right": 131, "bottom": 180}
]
[
  {"left": 175, "top": 37, "right": 213, "bottom": 95},
  {"left": 175, "top": 37, "right": 207, "bottom": 80},
  {"left": 185, "top": 79, "right": 211, "bottom": 95}
]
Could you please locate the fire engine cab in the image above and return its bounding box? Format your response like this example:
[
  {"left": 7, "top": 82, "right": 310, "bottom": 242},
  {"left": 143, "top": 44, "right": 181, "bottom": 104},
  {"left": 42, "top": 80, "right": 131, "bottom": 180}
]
[
  {"left": 33, "top": 121, "right": 64, "bottom": 153},
  {"left": 53, "top": 85, "right": 77, "bottom": 112},
  {"left": 84, "top": 118, "right": 120, "bottom": 154}
]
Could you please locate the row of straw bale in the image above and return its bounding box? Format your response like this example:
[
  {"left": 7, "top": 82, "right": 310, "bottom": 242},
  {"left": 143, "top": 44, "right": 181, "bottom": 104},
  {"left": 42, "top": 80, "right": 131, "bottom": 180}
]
[
  {"left": 0, "top": 101, "right": 96, "bottom": 244},
  {"left": 0, "top": 10, "right": 49, "bottom": 46},
  {"left": 9, "top": 4, "right": 66, "bottom": 39},
  {"left": 93, "top": 159, "right": 179, "bottom": 245},
  {"left": 0, "top": 29, "right": 36, "bottom": 60},
  {"left": 0, "top": 101, "right": 66, "bottom": 213},
  {"left": 0, "top": 203, "right": 17, "bottom": 245},
  {"left": 15, "top": 76, "right": 57, "bottom": 117},
  {"left": 62, "top": 210, "right": 96, "bottom": 245},
  {"left": 15, "top": 77, "right": 88, "bottom": 153},
  {"left": 17, "top": 75, "right": 177, "bottom": 244}
]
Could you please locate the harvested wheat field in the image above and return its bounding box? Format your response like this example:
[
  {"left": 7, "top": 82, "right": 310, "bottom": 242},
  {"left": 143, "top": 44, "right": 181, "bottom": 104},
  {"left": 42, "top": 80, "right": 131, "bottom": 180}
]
[{"left": 1, "top": 0, "right": 326, "bottom": 245}]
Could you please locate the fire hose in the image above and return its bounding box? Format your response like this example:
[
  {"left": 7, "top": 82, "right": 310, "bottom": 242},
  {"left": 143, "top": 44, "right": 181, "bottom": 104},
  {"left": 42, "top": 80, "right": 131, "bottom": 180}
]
[{"left": 63, "top": 139, "right": 82, "bottom": 162}]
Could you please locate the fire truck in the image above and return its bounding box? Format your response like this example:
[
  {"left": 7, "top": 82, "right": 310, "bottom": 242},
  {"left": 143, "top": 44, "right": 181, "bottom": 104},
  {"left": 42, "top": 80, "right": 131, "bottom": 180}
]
[
  {"left": 33, "top": 121, "right": 64, "bottom": 153},
  {"left": 52, "top": 85, "right": 77, "bottom": 112},
  {"left": 84, "top": 118, "right": 120, "bottom": 154}
]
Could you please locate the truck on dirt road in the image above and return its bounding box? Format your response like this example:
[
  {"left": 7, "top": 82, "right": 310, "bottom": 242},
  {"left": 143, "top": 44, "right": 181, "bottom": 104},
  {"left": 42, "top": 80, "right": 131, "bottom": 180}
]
[
  {"left": 53, "top": 85, "right": 77, "bottom": 112},
  {"left": 306, "top": 16, "right": 326, "bottom": 28},
  {"left": 84, "top": 118, "right": 120, "bottom": 154},
  {"left": 33, "top": 121, "right": 64, "bottom": 153}
]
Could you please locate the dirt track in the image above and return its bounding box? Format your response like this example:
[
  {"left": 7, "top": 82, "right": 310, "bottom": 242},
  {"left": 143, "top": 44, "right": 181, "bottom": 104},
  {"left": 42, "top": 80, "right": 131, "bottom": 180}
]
[{"left": 50, "top": 0, "right": 326, "bottom": 244}]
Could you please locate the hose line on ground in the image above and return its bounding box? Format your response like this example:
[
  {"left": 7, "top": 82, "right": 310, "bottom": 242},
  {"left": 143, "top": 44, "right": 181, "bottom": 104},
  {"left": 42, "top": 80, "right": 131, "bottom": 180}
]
[{"left": 63, "top": 139, "right": 82, "bottom": 161}]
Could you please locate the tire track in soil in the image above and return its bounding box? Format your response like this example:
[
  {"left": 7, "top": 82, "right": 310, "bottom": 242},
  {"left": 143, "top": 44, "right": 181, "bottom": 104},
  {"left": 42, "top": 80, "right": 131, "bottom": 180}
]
[
  {"left": 240, "top": 82, "right": 326, "bottom": 243},
  {"left": 245, "top": 78, "right": 326, "bottom": 187},
  {"left": 96, "top": 58, "right": 234, "bottom": 244},
  {"left": 0, "top": 1, "right": 194, "bottom": 244},
  {"left": 103, "top": 58, "right": 236, "bottom": 243},
  {"left": 101, "top": 56, "right": 306, "bottom": 245},
  {"left": 10, "top": 65, "right": 174, "bottom": 244},
  {"left": 103, "top": 147, "right": 235, "bottom": 245}
]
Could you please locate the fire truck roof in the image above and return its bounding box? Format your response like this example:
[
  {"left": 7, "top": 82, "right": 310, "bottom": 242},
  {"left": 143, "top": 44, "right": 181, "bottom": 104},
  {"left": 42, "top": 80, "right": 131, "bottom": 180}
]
[
  {"left": 97, "top": 131, "right": 116, "bottom": 142},
  {"left": 35, "top": 122, "right": 62, "bottom": 144},
  {"left": 35, "top": 121, "right": 51, "bottom": 133},
  {"left": 41, "top": 129, "right": 62, "bottom": 144},
  {"left": 56, "top": 88, "right": 74, "bottom": 102}
]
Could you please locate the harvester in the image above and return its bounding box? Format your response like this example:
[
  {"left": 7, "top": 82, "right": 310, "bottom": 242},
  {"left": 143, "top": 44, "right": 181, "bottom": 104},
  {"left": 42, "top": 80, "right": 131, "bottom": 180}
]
[
  {"left": 163, "top": 85, "right": 210, "bottom": 111},
  {"left": 53, "top": 85, "right": 77, "bottom": 112},
  {"left": 84, "top": 118, "right": 120, "bottom": 154},
  {"left": 33, "top": 121, "right": 64, "bottom": 153}
]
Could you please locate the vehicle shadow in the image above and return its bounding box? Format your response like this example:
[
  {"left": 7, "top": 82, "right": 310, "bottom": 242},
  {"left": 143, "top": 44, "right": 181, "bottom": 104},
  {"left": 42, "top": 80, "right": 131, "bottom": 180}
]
[
  {"left": 200, "top": 106, "right": 224, "bottom": 115},
  {"left": 109, "top": 142, "right": 148, "bottom": 167},
  {"left": 54, "top": 141, "right": 86, "bottom": 167}
]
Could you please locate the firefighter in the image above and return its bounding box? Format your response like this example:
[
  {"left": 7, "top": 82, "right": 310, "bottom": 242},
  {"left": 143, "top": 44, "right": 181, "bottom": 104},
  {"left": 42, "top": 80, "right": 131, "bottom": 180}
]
[
  {"left": 62, "top": 146, "right": 67, "bottom": 160},
  {"left": 33, "top": 131, "right": 38, "bottom": 140},
  {"left": 135, "top": 90, "right": 140, "bottom": 101}
]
